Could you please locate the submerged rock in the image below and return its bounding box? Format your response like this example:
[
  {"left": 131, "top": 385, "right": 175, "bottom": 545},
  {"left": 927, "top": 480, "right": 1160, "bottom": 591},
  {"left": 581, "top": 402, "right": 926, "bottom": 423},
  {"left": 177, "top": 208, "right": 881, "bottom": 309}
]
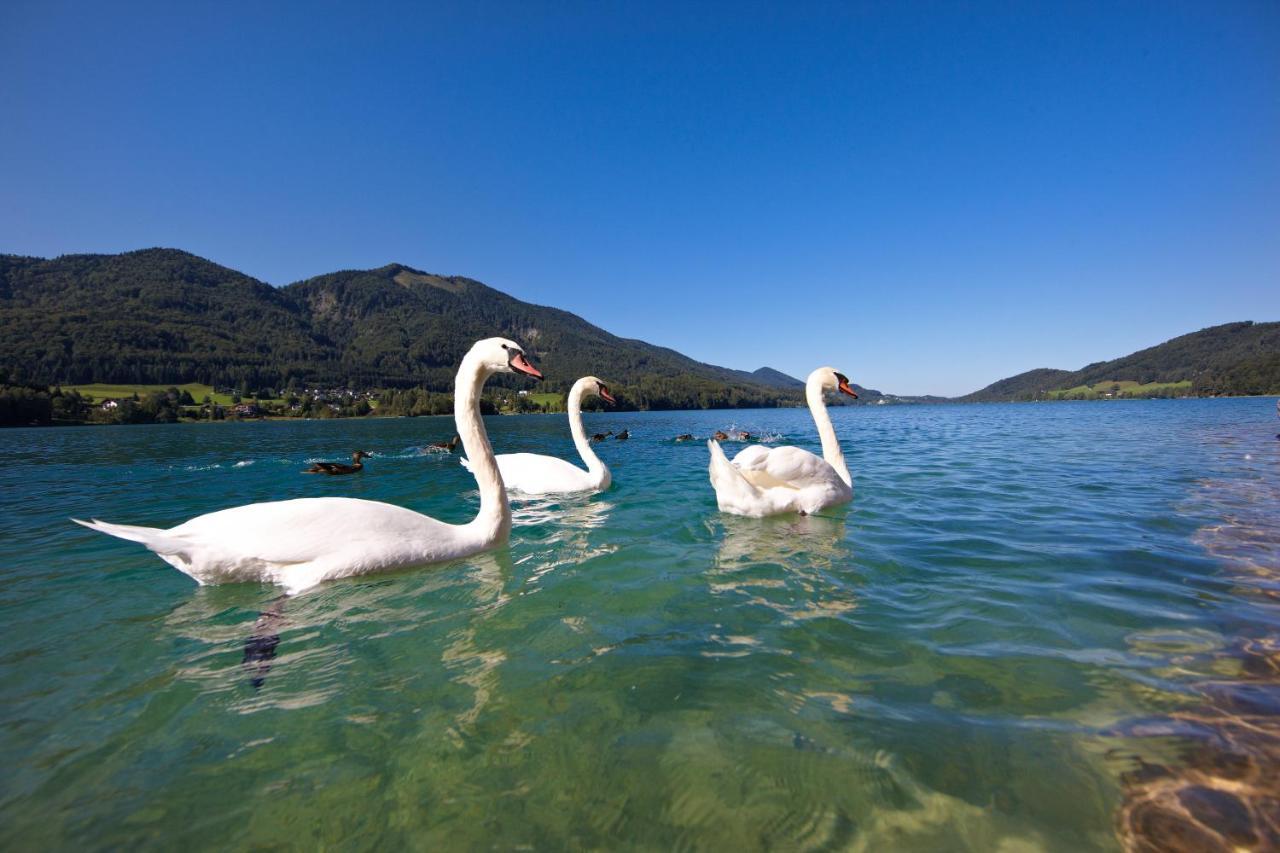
[{"left": 1111, "top": 638, "right": 1280, "bottom": 852}]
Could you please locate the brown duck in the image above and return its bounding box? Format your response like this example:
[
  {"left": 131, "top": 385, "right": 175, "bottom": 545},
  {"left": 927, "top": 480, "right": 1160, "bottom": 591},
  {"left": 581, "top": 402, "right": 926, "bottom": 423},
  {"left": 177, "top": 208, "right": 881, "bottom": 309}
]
[
  {"left": 675, "top": 433, "right": 694, "bottom": 442},
  {"left": 615, "top": 430, "right": 630, "bottom": 440},
  {"left": 712, "top": 430, "right": 729, "bottom": 441},
  {"left": 304, "top": 450, "right": 371, "bottom": 475},
  {"left": 428, "top": 435, "right": 460, "bottom": 452},
  {"left": 591, "top": 431, "right": 613, "bottom": 443}
]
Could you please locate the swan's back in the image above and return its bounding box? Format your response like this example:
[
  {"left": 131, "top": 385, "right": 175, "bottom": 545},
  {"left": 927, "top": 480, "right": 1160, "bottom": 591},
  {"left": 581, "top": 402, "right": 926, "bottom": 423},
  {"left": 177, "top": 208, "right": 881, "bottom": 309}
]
[
  {"left": 82, "top": 497, "right": 469, "bottom": 591},
  {"left": 709, "top": 441, "right": 851, "bottom": 517},
  {"left": 173, "top": 498, "right": 453, "bottom": 559},
  {"left": 732, "top": 445, "right": 845, "bottom": 491},
  {"left": 469, "top": 453, "right": 599, "bottom": 494}
]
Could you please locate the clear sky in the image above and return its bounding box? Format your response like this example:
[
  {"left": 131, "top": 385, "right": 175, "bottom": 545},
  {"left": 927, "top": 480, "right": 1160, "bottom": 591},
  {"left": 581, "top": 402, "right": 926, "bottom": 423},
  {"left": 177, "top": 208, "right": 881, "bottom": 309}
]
[{"left": 3, "top": 1, "right": 1278, "bottom": 396}]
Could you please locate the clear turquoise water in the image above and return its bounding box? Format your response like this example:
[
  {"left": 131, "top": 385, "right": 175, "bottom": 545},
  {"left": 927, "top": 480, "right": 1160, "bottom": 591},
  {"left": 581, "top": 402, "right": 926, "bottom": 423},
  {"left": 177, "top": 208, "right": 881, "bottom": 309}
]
[{"left": 2, "top": 399, "right": 1278, "bottom": 850}]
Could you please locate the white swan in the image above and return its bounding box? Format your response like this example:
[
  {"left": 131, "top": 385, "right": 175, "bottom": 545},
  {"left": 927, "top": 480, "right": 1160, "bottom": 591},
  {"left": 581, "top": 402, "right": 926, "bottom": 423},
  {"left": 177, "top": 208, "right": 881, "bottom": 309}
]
[
  {"left": 707, "top": 367, "right": 857, "bottom": 517},
  {"left": 73, "top": 338, "right": 542, "bottom": 593},
  {"left": 462, "top": 375, "right": 615, "bottom": 494}
]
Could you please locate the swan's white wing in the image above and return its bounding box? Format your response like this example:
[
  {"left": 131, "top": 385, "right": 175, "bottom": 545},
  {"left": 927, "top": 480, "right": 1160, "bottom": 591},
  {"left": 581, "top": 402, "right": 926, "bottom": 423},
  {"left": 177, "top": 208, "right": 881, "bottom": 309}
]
[
  {"left": 732, "top": 445, "right": 843, "bottom": 491},
  {"left": 170, "top": 498, "right": 454, "bottom": 563},
  {"left": 483, "top": 453, "right": 594, "bottom": 494},
  {"left": 708, "top": 441, "right": 797, "bottom": 517},
  {"left": 170, "top": 498, "right": 466, "bottom": 590},
  {"left": 81, "top": 498, "right": 484, "bottom": 592}
]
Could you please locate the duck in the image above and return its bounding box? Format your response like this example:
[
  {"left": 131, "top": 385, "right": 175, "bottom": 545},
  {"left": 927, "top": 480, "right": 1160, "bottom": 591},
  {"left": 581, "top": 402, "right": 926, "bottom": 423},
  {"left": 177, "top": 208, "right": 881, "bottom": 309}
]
[
  {"left": 675, "top": 434, "right": 695, "bottom": 442},
  {"left": 591, "top": 431, "right": 613, "bottom": 443},
  {"left": 74, "top": 338, "right": 543, "bottom": 593},
  {"left": 428, "top": 435, "right": 460, "bottom": 453},
  {"left": 615, "top": 429, "right": 630, "bottom": 440},
  {"left": 303, "top": 450, "right": 372, "bottom": 475},
  {"left": 707, "top": 367, "right": 857, "bottom": 517},
  {"left": 462, "top": 376, "right": 615, "bottom": 494},
  {"left": 712, "top": 430, "right": 729, "bottom": 441}
]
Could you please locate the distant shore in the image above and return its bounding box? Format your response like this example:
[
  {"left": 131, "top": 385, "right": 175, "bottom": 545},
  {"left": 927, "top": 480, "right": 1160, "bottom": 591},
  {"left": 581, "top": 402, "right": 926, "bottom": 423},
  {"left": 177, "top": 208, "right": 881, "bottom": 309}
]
[{"left": 7, "top": 392, "right": 1279, "bottom": 430}]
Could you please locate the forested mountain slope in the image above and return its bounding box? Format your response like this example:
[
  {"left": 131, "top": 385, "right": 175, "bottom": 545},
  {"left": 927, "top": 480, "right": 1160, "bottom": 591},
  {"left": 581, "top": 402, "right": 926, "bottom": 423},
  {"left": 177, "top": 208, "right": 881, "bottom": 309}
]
[
  {"left": 0, "top": 249, "right": 814, "bottom": 409},
  {"left": 961, "top": 322, "right": 1280, "bottom": 401}
]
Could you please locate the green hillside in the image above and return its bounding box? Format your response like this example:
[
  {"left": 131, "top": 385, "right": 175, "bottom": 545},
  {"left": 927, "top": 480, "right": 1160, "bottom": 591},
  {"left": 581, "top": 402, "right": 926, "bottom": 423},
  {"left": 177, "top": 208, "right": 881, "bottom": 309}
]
[
  {"left": 749, "top": 367, "right": 804, "bottom": 389},
  {"left": 63, "top": 383, "right": 236, "bottom": 406},
  {"left": 0, "top": 249, "right": 813, "bottom": 411},
  {"left": 961, "top": 322, "right": 1280, "bottom": 401},
  {"left": 0, "top": 250, "right": 332, "bottom": 390}
]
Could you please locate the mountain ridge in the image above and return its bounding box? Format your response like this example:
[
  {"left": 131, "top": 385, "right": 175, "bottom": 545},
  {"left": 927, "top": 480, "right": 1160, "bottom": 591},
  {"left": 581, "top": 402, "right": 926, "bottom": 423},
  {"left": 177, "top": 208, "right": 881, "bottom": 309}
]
[
  {"left": 4, "top": 248, "right": 1275, "bottom": 407},
  {"left": 0, "top": 248, "right": 851, "bottom": 410},
  {"left": 960, "top": 321, "right": 1280, "bottom": 401}
]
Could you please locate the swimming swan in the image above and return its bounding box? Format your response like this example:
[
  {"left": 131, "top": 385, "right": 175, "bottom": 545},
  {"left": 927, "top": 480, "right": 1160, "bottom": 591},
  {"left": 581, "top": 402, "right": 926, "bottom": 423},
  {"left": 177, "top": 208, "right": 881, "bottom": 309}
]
[
  {"left": 707, "top": 367, "right": 857, "bottom": 517},
  {"left": 73, "top": 338, "right": 542, "bottom": 593},
  {"left": 462, "top": 376, "right": 615, "bottom": 494}
]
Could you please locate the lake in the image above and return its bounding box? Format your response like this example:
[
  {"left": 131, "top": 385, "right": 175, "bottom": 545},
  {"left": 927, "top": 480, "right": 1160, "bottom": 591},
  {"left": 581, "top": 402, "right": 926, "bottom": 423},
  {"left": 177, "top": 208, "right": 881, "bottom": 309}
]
[{"left": 2, "top": 399, "right": 1278, "bottom": 850}]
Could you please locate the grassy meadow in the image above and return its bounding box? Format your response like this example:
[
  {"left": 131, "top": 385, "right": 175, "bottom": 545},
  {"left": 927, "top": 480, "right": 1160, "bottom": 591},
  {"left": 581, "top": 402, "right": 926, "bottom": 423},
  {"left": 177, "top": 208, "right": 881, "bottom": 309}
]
[
  {"left": 1045, "top": 379, "right": 1192, "bottom": 400},
  {"left": 63, "top": 383, "right": 240, "bottom": 406}
]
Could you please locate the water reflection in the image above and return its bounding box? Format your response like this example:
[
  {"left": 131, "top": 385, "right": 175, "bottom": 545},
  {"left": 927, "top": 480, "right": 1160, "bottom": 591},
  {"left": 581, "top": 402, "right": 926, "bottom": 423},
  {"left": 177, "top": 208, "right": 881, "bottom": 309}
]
[
  {"left": 709, "top": 510, "right": 858, "bottom": 621},
  {"left": 160, "top": 549, "right": 515, "bottom": 709},
  {"left": 511, "top": 495, "right": 616, "bottom": 589}
]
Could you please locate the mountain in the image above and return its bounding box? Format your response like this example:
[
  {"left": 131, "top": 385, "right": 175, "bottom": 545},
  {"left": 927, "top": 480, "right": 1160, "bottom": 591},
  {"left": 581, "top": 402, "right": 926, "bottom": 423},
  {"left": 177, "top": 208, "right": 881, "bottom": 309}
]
[
  {"left": 961, "top": 322, "right": 1280, "bottom": 401},
  {"left": 744, "top": 367, "right": 893, "bottom": 404},
  {"left": 749, "top": 367, "right": 804, "bottom": 389},
  {"left": 283, "top": 263, "right": 810, "bottom": 406},
  {"left": 0, "top": 249, "right": 822, "bottom": 409},
  {"left": 959, "top": 368, "right": 1078, "bottom": 403},
  {"left": 0, "top": 250, "right": 332, "bottom": 388}
]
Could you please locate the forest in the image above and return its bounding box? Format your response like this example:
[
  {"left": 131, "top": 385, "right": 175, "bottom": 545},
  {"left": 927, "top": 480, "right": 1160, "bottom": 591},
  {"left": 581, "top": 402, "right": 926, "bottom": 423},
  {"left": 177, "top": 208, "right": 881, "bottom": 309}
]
[
  {"left": 0, "top": 249, "right": 813, "bottom": 417},
  {"left": 3, "top": 249, "right": 1276, "bottom": 426},
  {"left": 959, "top": 321, "right": 1280, "bottom": 401}
]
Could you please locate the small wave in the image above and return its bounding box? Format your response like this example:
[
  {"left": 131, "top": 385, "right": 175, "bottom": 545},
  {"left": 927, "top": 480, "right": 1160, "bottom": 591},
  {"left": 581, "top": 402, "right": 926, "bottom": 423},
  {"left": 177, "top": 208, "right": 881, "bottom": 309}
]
[
  {"left": 717, "top": 424, "right": 783, "bottom": 443},
  {"left": 177, "top": 459, "right": 264, "bottom": 470},
  {"left": 365, "top": 446, "right": 456, "bottom": 459}
]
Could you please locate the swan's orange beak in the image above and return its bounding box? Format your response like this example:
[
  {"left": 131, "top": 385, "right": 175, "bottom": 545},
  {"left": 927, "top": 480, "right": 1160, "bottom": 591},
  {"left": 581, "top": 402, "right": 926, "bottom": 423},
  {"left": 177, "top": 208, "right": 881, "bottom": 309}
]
[
  {"left": 598, "top": 385, "right": 617, "bottom": 405},
  {"left": 510, "top": 352, "right": 543, "bottom": 380},
  {"left": 836, "top": 372, "right": 858, "bottom": 398}
]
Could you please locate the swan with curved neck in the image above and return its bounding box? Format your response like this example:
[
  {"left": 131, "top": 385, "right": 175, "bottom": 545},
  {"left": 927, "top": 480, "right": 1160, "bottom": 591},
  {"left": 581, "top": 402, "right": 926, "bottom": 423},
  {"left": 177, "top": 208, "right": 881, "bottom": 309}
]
[
  {"left": 73, "top": 338, "right": 542, "bottom": 593},
  {"left": 463, "top": 376, "right": 615, "bottom": 494},
  {"left": 707, "top": 367, "right": 856, "bottom": 517}
]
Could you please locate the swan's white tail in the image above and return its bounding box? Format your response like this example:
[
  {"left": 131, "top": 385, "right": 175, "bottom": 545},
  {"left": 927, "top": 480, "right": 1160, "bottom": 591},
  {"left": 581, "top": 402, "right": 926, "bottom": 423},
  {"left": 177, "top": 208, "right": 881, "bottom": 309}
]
[
  {"left": 707, "top": 440, "right": 763, "bottom": 510},
  {"left": 72, "top": 518, "right": 189, "bottom": 556}
]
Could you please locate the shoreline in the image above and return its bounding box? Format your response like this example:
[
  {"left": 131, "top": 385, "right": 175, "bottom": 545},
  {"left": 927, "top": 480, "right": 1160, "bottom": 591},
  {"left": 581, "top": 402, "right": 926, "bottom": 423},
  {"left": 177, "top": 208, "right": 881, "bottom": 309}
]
[{"left": 4, "top": 394, "right": 1278, "bottom": 429}]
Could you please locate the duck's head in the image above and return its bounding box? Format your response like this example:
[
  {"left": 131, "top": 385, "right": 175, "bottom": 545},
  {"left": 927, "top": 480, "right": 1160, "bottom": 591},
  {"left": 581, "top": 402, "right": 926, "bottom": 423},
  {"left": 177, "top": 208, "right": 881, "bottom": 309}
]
[
  {"left": 473, "top": 338, "right": 543, "bottom": 380},
  {"left": 811, "top": 366, "right": 858, "bottom": 399},
  {"left": 355, "top": 450, "right": 373, "bottom": 461},
  {"left": 583, "top": 376, "right": 616, "bottom": 405}
]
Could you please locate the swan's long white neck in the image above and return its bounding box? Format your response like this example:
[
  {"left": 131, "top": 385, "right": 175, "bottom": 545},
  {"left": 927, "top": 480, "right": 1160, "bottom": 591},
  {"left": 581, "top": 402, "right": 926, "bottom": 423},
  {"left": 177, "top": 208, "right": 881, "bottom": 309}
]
[
  {"left": 455, "top": 351, "right": 510, "bottom": 544},
  {"left": 568, "top": 378, "right": 610, "bottom": 489},
  {"left": 806, "top": 372, "right": 852, "bottom": 488}
]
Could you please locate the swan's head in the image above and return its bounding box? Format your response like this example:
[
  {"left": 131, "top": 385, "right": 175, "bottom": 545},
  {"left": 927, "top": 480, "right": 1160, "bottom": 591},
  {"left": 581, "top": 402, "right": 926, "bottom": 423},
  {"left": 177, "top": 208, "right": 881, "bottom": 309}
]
[
  {"left": 810, "top": 366, "right": 858, "bottom": 399},
  {"left": 584, "top": 376, "right": 617, "bottom": 405},
  {"left": 472, "top": 337, "right": 543, "bottom": 380}
]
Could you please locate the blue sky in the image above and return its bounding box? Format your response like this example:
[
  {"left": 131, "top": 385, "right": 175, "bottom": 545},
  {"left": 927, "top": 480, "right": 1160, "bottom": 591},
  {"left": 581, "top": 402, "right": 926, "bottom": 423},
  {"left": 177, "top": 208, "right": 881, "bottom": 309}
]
[{"left": 2, "top": 1, "right": 1277, "bottom": 396}]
